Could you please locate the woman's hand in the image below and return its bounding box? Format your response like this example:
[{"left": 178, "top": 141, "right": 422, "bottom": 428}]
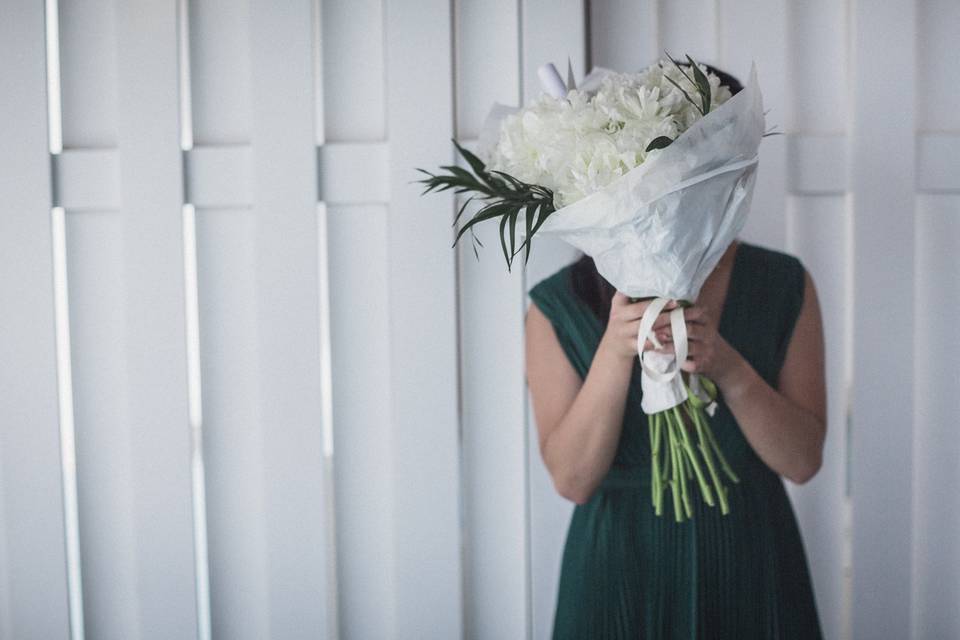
[
  {"left": 650, "top": 303, "right": 742, "bottom": 383},
  {"left": 600, "top": 292, "right": 678, "bottom": 361}
]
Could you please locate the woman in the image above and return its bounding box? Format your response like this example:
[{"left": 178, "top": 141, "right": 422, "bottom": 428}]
[{"left": 525, "top": 68, "right": 826, "bottom": 639}]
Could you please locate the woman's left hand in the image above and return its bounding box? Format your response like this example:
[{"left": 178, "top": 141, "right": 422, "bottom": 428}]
[{"left": 651, "top": 304, "right": 742, "bottom": 383}]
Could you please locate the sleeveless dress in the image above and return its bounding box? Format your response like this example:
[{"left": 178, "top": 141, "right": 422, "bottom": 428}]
[{"left": 528, "top": 241, "right": 823, "bottom": 639}]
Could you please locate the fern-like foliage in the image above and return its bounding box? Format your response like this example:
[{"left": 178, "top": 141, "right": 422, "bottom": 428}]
[{"left": 415, "top": 140, "right": 556, "bottom": 272}]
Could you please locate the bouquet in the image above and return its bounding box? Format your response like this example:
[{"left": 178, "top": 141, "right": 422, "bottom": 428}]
[{"left": 417, "top": 54, "right": 771, "bottom": 522}]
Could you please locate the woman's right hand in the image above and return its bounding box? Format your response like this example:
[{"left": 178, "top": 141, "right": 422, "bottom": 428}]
[{"left": 600, "top": 292, "right": 678, "bottom": 361}]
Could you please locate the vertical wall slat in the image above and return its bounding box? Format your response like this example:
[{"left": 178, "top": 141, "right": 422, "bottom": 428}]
[
  {"left": 58, "top": 0, "right": 118, "bottom": 148},
  {"left": 248, "top": 1, "right": 335, "bottom": 637},
  {"left": 519, "top": 3, "right": 585, "bottom": 638},
  {"left": 455, "top": 1, "right": 529, "bottom": 638},
  {"left": 589, "top": 1, "right": 658, "bottom": 72},
  {"left": 114, "top": 1, "right": 198, "bottom": 636},
  {"left": 912, "top": 196, "right": 960, "bottom": 639},
  {"left": 384, "top": 1, "right": 463, "bottom": 636},
  {"left": 327, "top": 204, "right": 395, "bottom": 639},
  {"left": 782, "top": 3, "right": 851, "bottom": 638},
  {"left": 0, "top": 2, "right": 72, "bottom": 638},
  {"left": 849, "top": 1, "right": 916, "bottom": 638},
  {"left": 785, "top": 194, "right": 851, "bottom": 640},
  {"left": 718, "top": 0, "right": 788, "bottom": 249},
  {"left": 911, "top": 2, "right": 960, "bottom": 637},
  {"left": 319, "top": 1, "right": 394, "bottom": 637}
]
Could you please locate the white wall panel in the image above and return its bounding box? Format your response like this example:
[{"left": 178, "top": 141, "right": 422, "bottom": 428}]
[
  {"left": 786, "top": 0, "right": 847, "bottom": 134},
  {"left": 521, "top": 4, "right": 584, "bottom": 638},
  {"left": 115, "top": 1, "right": 199, "bottom": 636},
  {"left": 189, "top": 0, "right": 253, "bottom": 145},
  {"left": 917, "top": 0, "right": 960, "bottom": 132},
  {"left": 322, "top": 0, "right": 385, "bottom": 142},
  {"left": 194, "top": 208, "right": 270, "bottom": 640},
  {"left": 328, "top": 206, "right": 395, "bottom": 640},
  {"left": 719, "top": 0, "right": 788, "bottom": 249},
  {"left": 58, "top": 0, "right": 118, "bottom": 148},
  {"left": 658, "top": 0, "right": 716, "bottom": 63},
  {"left": 849, "top": 2, "right": 916, "bottom": 638},
  {"left": 384, "top": 1, "right": 463, "bottom": 637},
  {"left": 249, "top": 1, "right": 334, "bottom": 636},
  {"left": 0, "top": 3, "right": 72, "bottom": 638},
  {"left": 786, "top": 195, "right": 851, "bottom": 640},
  {"left": 590, "top": 0, "right": 658, "bottom": 72},
  {"left": 913, "top": 196, "right": 960, "bottom": 639},
  {"left": 455, "top": 2, "right": 530, "bottom": 638},
  {"left": 66, "top": 210, "right": 139, "bottom": 640}
]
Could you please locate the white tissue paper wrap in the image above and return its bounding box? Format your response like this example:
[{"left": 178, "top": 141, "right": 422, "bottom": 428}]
[{"left": 482, "top": 62, "right": 766, "bottom": 414}]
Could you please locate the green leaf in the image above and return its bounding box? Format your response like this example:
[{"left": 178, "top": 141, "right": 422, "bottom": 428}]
[
  {"left": 499, "top": 213, "right": 512, "bottom": 271},
  {"left": 645, "top": 136, "right": 673, "bottom": 152},
  {"left": 508, "top": 208, "right": 521, "bottom": 261},
  {"left": 661, "top": 71, "right": 703, "bottom": 116},
  {"left": 453, "top": 196, "right": 476, "bottom": 226},
  {"left": 664, "top": 51, "right": 694, "bottom": 83},
  {"left": 522, "top": 202, "right": 535, "bottom": 265},
  {"left": 685, "top": 55, "right": 711, "bottom": 114},
  {"left": 453, "top": 139, "right": 490, "bottom": 182}
]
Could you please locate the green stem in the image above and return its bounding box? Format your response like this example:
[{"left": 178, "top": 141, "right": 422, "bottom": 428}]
[
  {"left": 671, "top": 405, "right": 715, "bottom": 507},
  {"left": 650, "top": 414, "right": 660, "bottom": 509},
  {"left": 701, "top": 408, "right": 740, "bottom": 484},
  {"left": 670, "top": 417, "right": 693, "bottom": 519},
  {"left": 668, "top": 413, "right": 683, "bottom": 523},
  {"left": 686, "top": 402, "right": 729, "bottom": 515}
]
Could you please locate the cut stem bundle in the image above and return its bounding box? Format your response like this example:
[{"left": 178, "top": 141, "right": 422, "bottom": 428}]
[{"left": 647, "top": 378, "right": 740, "bottom": 522}]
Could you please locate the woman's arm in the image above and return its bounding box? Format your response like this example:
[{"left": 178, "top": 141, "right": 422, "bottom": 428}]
[
  {"left": 662, "top": 269, "right": 827, "bottom": 484},
  {"left": 525, "top": 293, "right": 673, "bottom": 504}
]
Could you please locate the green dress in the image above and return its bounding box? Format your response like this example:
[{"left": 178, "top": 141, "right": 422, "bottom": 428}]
[{"left": 528, "top": 241, "right": 823, "bottom": 639}]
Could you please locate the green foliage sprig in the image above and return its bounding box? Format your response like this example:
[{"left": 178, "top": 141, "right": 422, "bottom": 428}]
[
  {"left": 646, "top": 52, "right": 782, "bottom": 153},
  {"left": 415, "top": 140, "right": 556, "bottom": 271}
]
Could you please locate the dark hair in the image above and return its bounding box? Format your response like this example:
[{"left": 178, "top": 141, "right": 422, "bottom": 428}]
[{"left": 569, "top": 64, "right": 744, "bottom": 323}]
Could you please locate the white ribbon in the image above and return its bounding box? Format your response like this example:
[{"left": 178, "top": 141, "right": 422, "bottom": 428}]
[{"left": 636, "top": 297, "right": 720, "bottom": 415}]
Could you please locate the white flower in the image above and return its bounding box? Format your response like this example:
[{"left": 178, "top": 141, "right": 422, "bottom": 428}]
[{"left": 482, "top": 60, "right": 733, "bottom": 208}]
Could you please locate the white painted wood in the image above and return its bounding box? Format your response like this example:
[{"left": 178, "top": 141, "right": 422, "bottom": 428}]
[
  {"left": 785, "top": 0, "right": 848, "bottom": 134},
  {"left": 327, "top": 205, "right": 396, "bottom": 640},
  {"left": 658, "top": 0, "right": 717, "bottom": 64},
  {"left": 319, "top": 143, "right": 390, "bottom": 204},
  {"left": 520, "top": 3, "right": 585, "bottom": 638},
  {"left": 114, "top": 1, "right": 199, "bottom": 636},
  {"left": 719, "top": 0, "right": 788, "bottom": 249},
  {"left": 322, "top": 0, "right": 385, "bottom": 142},
  {"left": 67, "top": 210, "right": 140, "bottom": 640},
  {"left": 53, "top": 148, "right": 121, "bottom": 210},
  {"left": 785, "top": 194, "right": 851, "bottom": 640},
  {"left": 912, "top": 195, "right": 960, "bottom": 640},
  {"left": 917, "top": 0, "right": 960, "bottom": 133},
  {"left": 788, "top": 134, "right": 848, "bottom": 195},
  {"left": 917, "top": 134, "right": 960, "bottom": 193},
  {"left": 185, "top": 146, "right": 254, "bottom": 208},
  {"left": 193, "top": 207, "right": 270, "bottom": 640},
  {"left": 58, "top": 0, "right": 118, "bottom": 148},
  {"left": 0, "top": 3, "right": 71, "bottom": 638},
  {"left": 189, "top": 0, "right": 252, "bottom": 145},
  {"left": 455, "top": 2, "right": 530, "bottom": 638},
  {"left": 385, "top": 1, "right": 463, "bottom": 637},
  {"left": 248, "top": 1, "right": 335, "bottom": 637},
  {"left": 590, "top": 0, "right": 658, "bottom": 71},
  {"left": 849, "top": 2, "right": 916, "bottom": 638},
  {"left": 781, "top": 9, "right": 852, "bottom": 636}
]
